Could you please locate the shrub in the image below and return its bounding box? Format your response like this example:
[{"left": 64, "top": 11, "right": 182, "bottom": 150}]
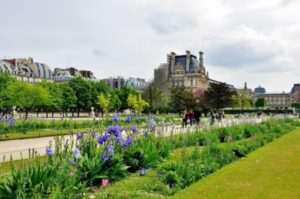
[{"left": 162, "top": 171, "right": 181, "bottom": 188}]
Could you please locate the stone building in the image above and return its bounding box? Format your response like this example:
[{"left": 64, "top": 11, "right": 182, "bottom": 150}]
[
  {"left": 154, "top": 51, "right": 209, "bottom": 95},
  {"left": 103, "top": 76, "right": 124, "bottom": 89},
  {"left": 290, "top": 83, "right": 300, "bottom": 103},
  {"left": 254, "top": 92, "right": 291, "bottom": 110},
  {"left": 53, "top": 67, "right": 96, "bottom": 82},
  {"left": 0, "top": 58, "right": 54, "bottom": 83},
  {"left": 103, "top": 76, "right": 147, "bottom": 91}
]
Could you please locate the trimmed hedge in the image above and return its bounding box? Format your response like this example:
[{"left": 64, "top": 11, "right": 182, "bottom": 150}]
[{"left": 224, "top": 109, "right": 293, "bottom": 114}]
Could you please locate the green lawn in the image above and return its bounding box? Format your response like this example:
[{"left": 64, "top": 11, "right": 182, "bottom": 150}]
[
  {"left": 173, "top": 128, "right": 300, "bottom": 199},
  {"left": 0, "top": 128, "right": 90, "bottom": 141}
]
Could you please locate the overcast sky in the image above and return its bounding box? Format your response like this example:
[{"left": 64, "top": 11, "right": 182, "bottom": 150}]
[{"left": 1, "top": 0, "right": 299, "bottom": 92}]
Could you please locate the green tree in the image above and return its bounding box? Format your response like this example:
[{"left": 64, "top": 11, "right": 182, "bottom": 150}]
[
  {"left": 170, "top": 87, "right": 197, "bottom": 114},
  {"left": 0, "top": 73, "right": 16, "bottom": 110},
  {"left": 68, "top": 77, "right": 92, "bottom": 116},
  {"left": 5, "top": 81, "right": 50, "bottom": 119},
  {"left": 61, "top": 84, "right": 77, "bottom": 116},
  {"left": 127, "top": 94, "right": 149, "bottom": 115},
  {"left": 98, "top": 93, "right": 110, "bottom": 118},
  {"left": 232, "top": 92, "right": 253, "bottom": 110},
  {"left": 115, "top": 86, "right": 139, "bottom": 110},
  {"left": 39, "top": 81, "right": 63, "bottom": 117},
  {"left": 110, "top": 92, "right": 121, "bottom": 112},
  {"left": 291, "top": 103, "right": 300, "bottom": 110},
  {"left": 204, "top": 83, "right": 236, "bottom": 110},
  {"left": 255, "top": 98, "right": 267, "bottom": 108},
  {"left": 90, "top": 80, "right": 111, "bottom": 111},
  {"left": 142, "top": 81, "right": 163, "bottom": 112}
]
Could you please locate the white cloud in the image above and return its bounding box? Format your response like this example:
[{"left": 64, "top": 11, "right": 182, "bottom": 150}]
[{"left": 0, "top": 0, "right": 299, "bottom": 91}]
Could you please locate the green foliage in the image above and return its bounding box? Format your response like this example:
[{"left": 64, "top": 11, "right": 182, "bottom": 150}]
[
  {"left": 4, "top": 81, "right": 50, "bottom": 118},
  {"left": 60, "top": 84, "right": 77, "bottom": 112},
  {"left": 255, "top": 98, "right": 267, "bottom": 108},
  {"left": 152, "top": 118, "right": 300, "bottom": 196},
  {"left": 68, "top": 77, "right": 92, "bottom": 113},
  {"left": 115, "top": 86, "right": 139, "bottom": 110},
  {"left": 123, "top": 136, "right": 172, "bottom": 172},
  {"left": 0, "top": 160, "right": 85, "bottom": 198},
  {"left": 127, "top": 94, "right": 149, "bottom": 115},
  {"left": 0, "top": 73, "right": 16, "bottom": 109},
  {"left": 162, "top": 171, "right": 181, "bottom": 188},
  {"left": 170, "top": 87, "right": 197, "bottom": 113},
  {"left": 1, "top": 117, "right": 299, "bottom": 198},
  {"left": 142, "top": 81, "right": 170, "bottom": 113},
  {"left": 232, "top": 92, "right": 253, "bottom": 109},
  {"left": 0, "top": 73, "right": 146, "bottom": 115},
  {"left": 38, "top": 81, "right": 63, "bottom": 112},
  {"left": 110, "top": 92, "right": 122, "bottom": 111},
  {"left": 224, "top": 109, "right": 293, "bottom": 114},
  {"left": 98, "top": 93, "right": 111, "bottom": 117},
  {"left": 204, "top": 82, "right": 236, "bottom": 110},
  {"left": 90, "top": 80, "right": 111, "bottom": 111}
]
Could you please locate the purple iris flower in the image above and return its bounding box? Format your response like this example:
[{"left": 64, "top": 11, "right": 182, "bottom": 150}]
[
  {"left": 76, "top": 133, "right": 83, "bottom": 140},
  {"left": 121, "top": 136, "right": 134, "bottom": 148},
  {"left": 139, "top": 168, "right": 147, "bottom": 176},
  {"left": 116, "top": 135, "right": 124, "bottom": 145},
  {"left": 107, "top": 126, "right": 122, "bottom": 137},
  {"left": 113, "top": 115, "right": 119, "bottom": 122},
  {"left": 102, "top": 154, "right": 109, "bottom": 162},
  {"left": 9, "top": 119, "right": 16, "bottom": 127},
  {"left": 73, "top": 148, "right": 81, "bottom": 159},
  {"left": 106, "top": 144, "right": 114, "bottom": 155},
  {"left": 46, "top": 147, "right": 53, "bottom": 157},
  {"left": 125, "top": 116, "right": 131, "bottom": 123},
  {"left": 70, "top": 160, "right": 76, "bottom": 167},
  {"left": 149, "top": 119, "right": 155, "bottom": 132},
  {"left": 98, "top": 132, "right": 110, "bottom": 145},
  {"left": 131, "top": 125, "right": 138, "bottom": 133},
  {"left": 126, "top": 136, "right": 134, "bottom": 145}
]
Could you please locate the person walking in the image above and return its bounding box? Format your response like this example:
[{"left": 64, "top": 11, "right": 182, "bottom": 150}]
[
  {"left": 182, "top": 110, "right": 187, "bottom": 127},
  {"left": 194, "top": 110, "right": 201, "bottom": 126},
  {"left": 210, "top": 110, "right": 215, "bottom": 125}
]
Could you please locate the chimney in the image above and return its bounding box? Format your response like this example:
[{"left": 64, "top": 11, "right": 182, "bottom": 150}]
[
  {"left": 186, "top": 50, "right": 190, "bottom": 72},
  {"left": 170, "top": 51, "right": 176, "bottom": 73},
  {"left": 199, "top": 51, "right": 204, "bottom": 67}
]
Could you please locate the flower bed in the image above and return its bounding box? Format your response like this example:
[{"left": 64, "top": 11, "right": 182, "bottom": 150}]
[{"left": 0, "top": 117, "right": 299, "bottom": 198}]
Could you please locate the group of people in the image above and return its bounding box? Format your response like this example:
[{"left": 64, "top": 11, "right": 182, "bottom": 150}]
[
  {"left": 182, "top": 109, "right": 225, "bottom": 127},
  {"left": 209, "top": 110, "right": 225, "bottom": 124},
  {"left": 182, "top": 110, "right": 202, "bottom": 127}
]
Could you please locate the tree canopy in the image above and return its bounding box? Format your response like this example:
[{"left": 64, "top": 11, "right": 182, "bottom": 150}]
[
  {"left": 204, "top": 83, "right": 236, "bottom": 110},
  {"left": 5, "top": 81, "right": 50, "bottom": 118},
  {"left": 255, "top": 98, "right": 267, "bottom": 108},
  {"left": 170, "top": 87, "right": 197, "bottom": 113}
]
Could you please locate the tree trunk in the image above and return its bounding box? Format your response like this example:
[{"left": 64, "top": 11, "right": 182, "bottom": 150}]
[
  {"left": 25, "top": 109, "right": 28, "bottom": 119},
  {"left": 77, "top": 109, "right": 80, "bottom": 117}
]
